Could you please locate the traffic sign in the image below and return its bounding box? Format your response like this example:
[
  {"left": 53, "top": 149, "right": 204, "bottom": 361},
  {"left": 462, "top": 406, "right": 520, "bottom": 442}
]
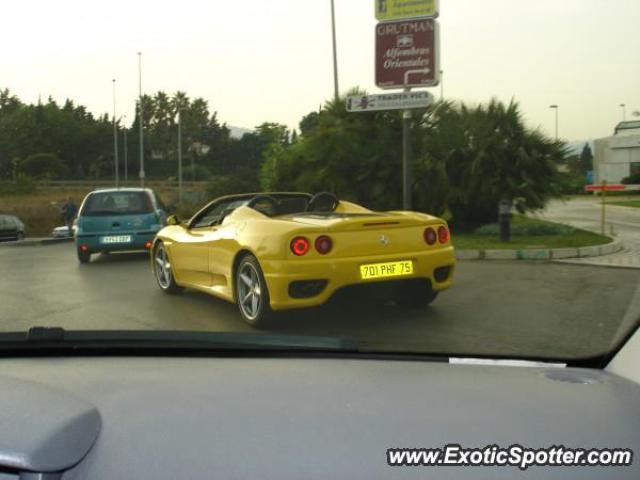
[
  {"left": 583, "top": 183, "right": 640, "bottom": 235},
  {"left": 375, "top": 19, "right": 439, "bottom": 89},
  {"left": 346, "top": 91, "right": 434, "bottom": 112},
  {"left": 375, "top": 0, "right": 439, "bottom": 21},
  {"left": 584, "top": 184, "right": 640, "bottom": 192}
]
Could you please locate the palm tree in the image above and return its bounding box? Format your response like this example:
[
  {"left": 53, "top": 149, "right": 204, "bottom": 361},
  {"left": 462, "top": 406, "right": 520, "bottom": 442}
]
[{"left": 421, "top": 99, "right": 564, "bottom": 227}]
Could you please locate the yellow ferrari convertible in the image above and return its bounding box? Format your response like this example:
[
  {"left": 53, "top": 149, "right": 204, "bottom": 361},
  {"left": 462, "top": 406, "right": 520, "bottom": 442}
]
[{"left": 151, "top": 192, "right": 455, "bottom": 326}]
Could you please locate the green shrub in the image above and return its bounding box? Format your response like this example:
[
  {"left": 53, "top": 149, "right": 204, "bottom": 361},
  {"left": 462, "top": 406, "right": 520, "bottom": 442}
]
[
  {"left": 183, "top": 164, "right": 213, "bottom": 181},
  {"left": 19, "top": 153, "right": 69, "bottom": 180},
  {"left": 557, "top": 172, "right": 587, "bottom": 195},
  {"left": 621, "top": 172, "right": 640, "bottom": 185},
  {"left": 474, "top": 222, "right": 575, "bottom": 236},
  {"left": 206, "top": 173, "right": 260, "bottom": 199}
]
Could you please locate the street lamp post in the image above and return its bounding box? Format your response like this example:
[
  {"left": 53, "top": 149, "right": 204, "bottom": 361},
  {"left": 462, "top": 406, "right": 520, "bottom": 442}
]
[
  {"left": 122, "top": 115, "right": 128, "bottom": 184},
  {"left": 177, "top": 110, "right": 183, "bottom": 205},
  {"left": 620, "top": 103, "right": 627, "bottom": 121},
  {"left": 330, "top": 0, "right": 339, "bottom": 101},
  {"left": 112, "top": 79, "right": 119, "bottom": 188},
  {"left": 138, "top": 52, "right": 145, "bottom": 187},
  {"left": 549, "top": 105, "right": 559, "bottom": 140}
]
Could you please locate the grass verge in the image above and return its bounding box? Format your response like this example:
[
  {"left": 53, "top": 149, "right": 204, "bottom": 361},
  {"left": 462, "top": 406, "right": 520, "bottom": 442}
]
[
  {"left": 608, "top": 200, "right": 640, "bottom": 209},
  {"left": 453, "top": 215, "right": 612, "bottom": 250},
  {"left": 0, "top": 183, "right": 205, "bottom": 237}
]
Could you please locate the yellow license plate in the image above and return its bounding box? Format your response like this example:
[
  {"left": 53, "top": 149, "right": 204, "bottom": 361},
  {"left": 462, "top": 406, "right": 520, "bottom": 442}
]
[{"left": 360, "top": 260, "right": 414, "bottom": 280}]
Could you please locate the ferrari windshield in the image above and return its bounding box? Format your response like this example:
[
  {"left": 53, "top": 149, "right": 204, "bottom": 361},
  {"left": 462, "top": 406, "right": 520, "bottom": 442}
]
[{"left": 0, "top": 0, "right": 639, "bottom": 363}]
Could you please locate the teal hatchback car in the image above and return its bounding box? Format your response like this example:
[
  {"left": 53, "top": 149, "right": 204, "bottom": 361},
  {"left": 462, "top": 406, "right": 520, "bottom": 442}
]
[{"left": 75, "top": 188, "right": 168, "bottom": 263}]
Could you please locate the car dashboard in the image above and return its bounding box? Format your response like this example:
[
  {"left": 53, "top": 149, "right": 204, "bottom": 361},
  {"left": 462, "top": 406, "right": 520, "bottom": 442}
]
[{"left": 0, "top": 356, "right": 638, "bottom": 479}]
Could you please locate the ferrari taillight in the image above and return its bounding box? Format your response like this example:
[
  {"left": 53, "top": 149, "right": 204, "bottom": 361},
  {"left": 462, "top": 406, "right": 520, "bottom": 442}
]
[
  {"left": 315, "top": 235, "right": 333, "bottom": 255},
  {"left": 438, "top": 226, "right": 450, "bottom": 244},
  {"left": 290, "top": 237, "right": 310, "bottom": 256},
  {"left": 423, "top": 227, "right": 437, "bottom": 245}
]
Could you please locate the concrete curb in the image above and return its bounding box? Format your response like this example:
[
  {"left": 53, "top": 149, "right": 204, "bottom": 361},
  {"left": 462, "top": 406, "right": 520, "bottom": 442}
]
[
  {"left": 456, "top": 239, "right": 623, "bottom": 261},
  {"left": 0, "top": 237, "right": 73, "bottom": 247},
  {"left": 0, "top": 237, "right": 624, "bottom": 263}
]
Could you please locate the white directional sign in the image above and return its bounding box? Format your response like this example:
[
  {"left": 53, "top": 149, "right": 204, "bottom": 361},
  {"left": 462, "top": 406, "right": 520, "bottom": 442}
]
[{"left": 346, "top": 91, "right": 434, "bottom": 112}]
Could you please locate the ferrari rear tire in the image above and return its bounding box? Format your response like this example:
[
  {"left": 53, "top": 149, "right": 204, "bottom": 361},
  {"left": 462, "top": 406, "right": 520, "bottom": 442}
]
[
  {"left": 153, "top": 242, "right": 183, "bottom": 294},
  {"left": 235, "top": 254, "right": 273, "bottom": 327},
  {"left": 77, "top": 248, "right": 91, "bottom": 264},
  {"left": 395, "top": 281, "right": 438, "bottom": 308}
]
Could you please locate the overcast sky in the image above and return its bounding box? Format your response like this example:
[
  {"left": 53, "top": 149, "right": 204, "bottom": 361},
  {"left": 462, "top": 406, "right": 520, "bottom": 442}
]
[{"left": 2, "top": 0, "right": 639, "bottom": 141}]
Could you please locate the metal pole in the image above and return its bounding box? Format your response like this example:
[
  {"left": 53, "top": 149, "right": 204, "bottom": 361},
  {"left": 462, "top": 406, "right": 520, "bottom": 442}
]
[
  {"left": 601, "top": 181, "right": 607, "bottom": 236},
  {"left": 402, "top": 88, "right": 412, "bottom": 210},
  {"left": 549, "top": 105, "right": 558, "bottom": 140},
  {"left": 112, "top": 79, "right": 119, "bottom": 188},
  {"left": 123, "top": 115, "right": 128, "bottom": 183},
  {"left": 439, "top": 69, "right": 444, "bottom": 101},
  {"left": 178, "top": 110, "right": 183, "bottom": 205},
  {"left": 138, "top": 52, "right": 145, "bottom": 187},
  {"left": 330, "top": 0, "right": 339, "bottom": 101},
  {"left": 620, "top": 104, "right": 627, "bottom": 121}
]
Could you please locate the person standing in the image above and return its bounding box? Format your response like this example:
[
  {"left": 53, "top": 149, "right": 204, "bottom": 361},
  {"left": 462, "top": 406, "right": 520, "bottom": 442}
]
[{"left": 61, "top": 197, "right": 78, "bottom": 237}]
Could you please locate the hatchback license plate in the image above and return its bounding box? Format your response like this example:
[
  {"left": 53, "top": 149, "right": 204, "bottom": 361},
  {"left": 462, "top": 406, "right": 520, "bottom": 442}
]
[
  {"left": 360, "top": 260, "right": 413, "bottom": 280},
  {"left": 100, "top": 235, "right": 132, "bottom": 244}
]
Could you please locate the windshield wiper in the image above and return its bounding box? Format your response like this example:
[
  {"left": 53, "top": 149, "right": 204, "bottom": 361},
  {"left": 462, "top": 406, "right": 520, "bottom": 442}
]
[{"left": 0, "top": 327, "right": 359, "bottom": 354}]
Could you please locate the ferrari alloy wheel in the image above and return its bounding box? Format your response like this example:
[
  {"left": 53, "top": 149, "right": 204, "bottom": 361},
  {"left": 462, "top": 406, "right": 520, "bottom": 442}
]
[
  {"left": 154, "top": 242, "right": 183, "bottom": 294},
  {"left": 235, "top": 255, "right": 272, "bottom": 327}
]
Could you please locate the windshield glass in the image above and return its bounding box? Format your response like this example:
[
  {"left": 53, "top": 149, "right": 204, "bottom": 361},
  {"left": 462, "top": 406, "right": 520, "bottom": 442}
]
[{"left": 0, "top": 0, "right": 639, "bottom": 363}]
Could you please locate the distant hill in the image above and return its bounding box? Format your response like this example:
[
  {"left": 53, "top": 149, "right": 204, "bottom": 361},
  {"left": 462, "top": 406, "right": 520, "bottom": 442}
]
[
  {"left": 228, "top": 126, "right": 252, "bottom": 139},
  {"left": 567, "top": 140, "right": 594, "bottom": 155}
]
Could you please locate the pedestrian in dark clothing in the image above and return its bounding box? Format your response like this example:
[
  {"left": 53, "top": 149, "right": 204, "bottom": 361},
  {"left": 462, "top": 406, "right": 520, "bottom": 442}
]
[{"left": 61, "top": 197, "right": 78, "bottom": 237}]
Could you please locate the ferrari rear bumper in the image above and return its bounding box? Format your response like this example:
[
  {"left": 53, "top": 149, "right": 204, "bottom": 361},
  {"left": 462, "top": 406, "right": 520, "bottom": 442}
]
[{"left": 261, "top": 246, "right": 456, "bottom": 311}]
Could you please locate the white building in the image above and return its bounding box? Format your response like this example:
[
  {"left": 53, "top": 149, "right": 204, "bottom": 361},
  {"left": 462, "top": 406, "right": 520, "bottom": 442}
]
[{"left": 594, "top": 121, "right": 640, "bottom": 183}]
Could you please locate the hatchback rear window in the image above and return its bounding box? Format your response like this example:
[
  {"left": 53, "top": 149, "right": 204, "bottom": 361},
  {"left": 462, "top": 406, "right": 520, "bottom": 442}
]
[{"left": 81, "top": 192, "right": 153, "bottom": 216}]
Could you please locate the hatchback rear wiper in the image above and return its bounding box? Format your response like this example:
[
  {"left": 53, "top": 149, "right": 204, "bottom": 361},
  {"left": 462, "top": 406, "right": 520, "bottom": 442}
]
[{"left": 0, "top": 327, "right": 359, "bottom": 354}]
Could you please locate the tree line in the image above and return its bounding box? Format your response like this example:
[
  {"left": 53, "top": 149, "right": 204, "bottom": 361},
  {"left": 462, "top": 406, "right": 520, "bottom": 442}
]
[
  {"left": 0, "top": 88, "right": 290, "bottom": 189},
  {"left": 1, "top": 86, "right": 578, "bottom": 228}
]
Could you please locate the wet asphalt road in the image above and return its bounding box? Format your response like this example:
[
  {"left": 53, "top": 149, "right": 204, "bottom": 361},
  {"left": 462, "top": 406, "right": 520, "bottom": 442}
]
[{"left": 1, "top": 243, "right": 639, "bottom": 360}]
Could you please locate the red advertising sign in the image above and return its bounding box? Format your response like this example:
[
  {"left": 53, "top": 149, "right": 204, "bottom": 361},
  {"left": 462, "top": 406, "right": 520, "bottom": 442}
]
[{"left": 375, "top": 19, "right": 439, "bottom": 89}]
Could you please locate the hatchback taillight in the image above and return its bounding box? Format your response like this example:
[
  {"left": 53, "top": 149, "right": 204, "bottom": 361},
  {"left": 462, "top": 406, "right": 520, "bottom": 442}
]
[
  {"left": 290, "top": 237, "right": 310, "bottom": 256},
  {"left": 423, "top": 227, "right": 437, "bottom": 245},
  {"left": 315, "top": 235, "right": 333, "bottom": 254},
  {"left": 438, "top": 226, "right": 450, "bottom": 244}
]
